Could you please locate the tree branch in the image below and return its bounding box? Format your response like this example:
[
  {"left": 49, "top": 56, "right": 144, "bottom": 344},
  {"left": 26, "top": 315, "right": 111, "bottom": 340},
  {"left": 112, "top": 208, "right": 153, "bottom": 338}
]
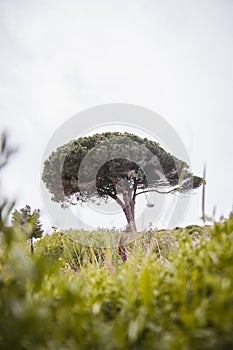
[
  {"left": 135, "top": 186, "right": 180, "bottom": 197},
  {"left": 109, "top": 193, "right": 125, "bottom": 208},
  {"left": 98, "top": 188, "right": 124, "bottom": 208}
]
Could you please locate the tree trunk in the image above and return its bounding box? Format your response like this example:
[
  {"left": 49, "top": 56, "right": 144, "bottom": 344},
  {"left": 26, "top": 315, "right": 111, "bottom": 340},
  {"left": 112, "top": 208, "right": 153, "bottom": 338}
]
[
  {"left": 123, "top": 202, "right": 136, "bottom": 232},
  {"left": 122, "top": 188, "right": 136, "bottom": 232},
  {"left": 119, "top": 200, "right": 136, "bottom": 262}
]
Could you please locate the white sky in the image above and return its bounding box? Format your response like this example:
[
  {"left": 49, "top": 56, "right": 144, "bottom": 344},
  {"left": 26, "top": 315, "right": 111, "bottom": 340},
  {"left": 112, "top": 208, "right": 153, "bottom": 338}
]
[{"left": 1, "top": 0, "right": 233, "bottom": 231}]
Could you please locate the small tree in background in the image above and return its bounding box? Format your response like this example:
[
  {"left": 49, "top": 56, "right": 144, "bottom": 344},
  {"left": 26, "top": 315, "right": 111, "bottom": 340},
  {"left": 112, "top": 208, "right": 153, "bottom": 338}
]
[{"left": 12, "top": 205, "right": 43, "bottom": 254}]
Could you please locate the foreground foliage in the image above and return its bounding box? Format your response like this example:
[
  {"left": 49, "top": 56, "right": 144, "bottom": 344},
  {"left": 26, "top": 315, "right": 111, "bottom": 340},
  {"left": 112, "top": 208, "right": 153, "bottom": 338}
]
[{"left": 1, "top": 213, "right": 233, "bottom": 349}]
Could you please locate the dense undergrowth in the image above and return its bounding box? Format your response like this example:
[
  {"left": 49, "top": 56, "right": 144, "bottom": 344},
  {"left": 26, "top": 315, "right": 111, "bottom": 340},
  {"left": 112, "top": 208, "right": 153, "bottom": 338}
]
[{"left": 1, "top": 211, "right": 233, "bottom": 349}]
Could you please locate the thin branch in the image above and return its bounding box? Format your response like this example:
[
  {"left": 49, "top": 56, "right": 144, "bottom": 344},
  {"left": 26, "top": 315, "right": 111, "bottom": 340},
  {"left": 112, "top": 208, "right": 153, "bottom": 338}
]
[{"left": 135, "top": 186, "right": 180, "bottom": 197}]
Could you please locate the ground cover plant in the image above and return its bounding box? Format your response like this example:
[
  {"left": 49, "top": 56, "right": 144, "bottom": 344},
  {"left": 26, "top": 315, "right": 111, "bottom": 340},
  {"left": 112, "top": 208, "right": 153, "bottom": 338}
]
[{"left": 1, "top": 208, "right": 233, "bottom": 349}]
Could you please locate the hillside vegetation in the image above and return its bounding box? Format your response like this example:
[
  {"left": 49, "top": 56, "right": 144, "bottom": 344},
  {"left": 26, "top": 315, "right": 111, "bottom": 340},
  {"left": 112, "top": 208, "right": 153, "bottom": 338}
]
[{"left": 1, "top": 212, "right": 233, "bottom": 349}]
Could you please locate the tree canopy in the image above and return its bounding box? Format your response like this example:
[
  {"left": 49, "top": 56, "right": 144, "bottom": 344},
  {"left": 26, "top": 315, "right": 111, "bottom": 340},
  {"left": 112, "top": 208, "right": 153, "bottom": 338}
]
[{"left": 42, "top": 132, "right": 203, "bottom": 231}]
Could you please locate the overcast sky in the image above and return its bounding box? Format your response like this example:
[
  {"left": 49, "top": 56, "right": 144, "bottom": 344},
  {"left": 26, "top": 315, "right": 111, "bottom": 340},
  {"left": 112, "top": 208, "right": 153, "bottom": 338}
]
[{"left": 1, "top": 0, "right": 233, "bottom": 231}]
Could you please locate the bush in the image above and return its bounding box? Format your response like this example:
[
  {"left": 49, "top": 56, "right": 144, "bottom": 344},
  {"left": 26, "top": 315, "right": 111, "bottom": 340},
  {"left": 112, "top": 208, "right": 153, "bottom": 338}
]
[{"left": 1, "top": 212, "right": 233, "bottom": 349}]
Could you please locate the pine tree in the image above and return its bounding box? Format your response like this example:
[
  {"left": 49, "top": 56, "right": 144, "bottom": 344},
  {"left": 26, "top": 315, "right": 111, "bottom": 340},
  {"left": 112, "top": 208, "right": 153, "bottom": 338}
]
[{"left": 43, "top": 132, "right": 203, "bottom": 232}]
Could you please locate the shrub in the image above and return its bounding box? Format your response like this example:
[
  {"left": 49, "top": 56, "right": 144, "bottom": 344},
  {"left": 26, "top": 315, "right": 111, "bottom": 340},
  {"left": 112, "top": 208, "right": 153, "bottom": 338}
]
[{"left": 0, "top": 214, "right": 233, "bottom": 349}]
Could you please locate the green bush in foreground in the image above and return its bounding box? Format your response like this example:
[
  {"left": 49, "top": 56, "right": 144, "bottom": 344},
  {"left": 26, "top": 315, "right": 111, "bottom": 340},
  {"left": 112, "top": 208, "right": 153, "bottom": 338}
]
[{"left": 0, "top": 213, "right": 233, "bottom": 349}]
